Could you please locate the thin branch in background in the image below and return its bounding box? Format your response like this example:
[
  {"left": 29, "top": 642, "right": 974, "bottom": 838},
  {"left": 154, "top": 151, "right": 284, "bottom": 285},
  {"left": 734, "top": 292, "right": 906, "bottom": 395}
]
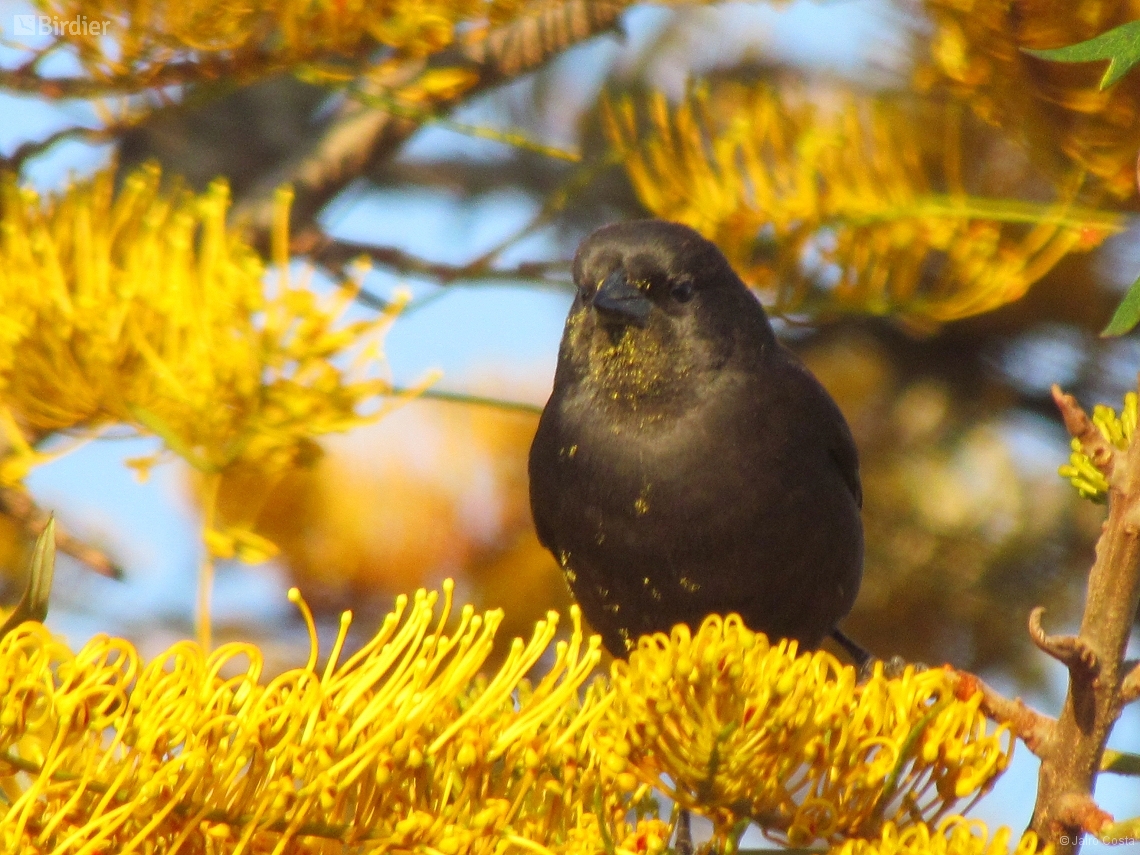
[
  {"left": 315, "top": 237, "right": 569, "bottom": 286},
  {"left": 450, "top": 148, "right": 627, "bottom": 278},
  {"left": 0, "top": 125, "right": 115, "bottom": 173},
  {"left": 240, "top": 0, "right": 630, "bottom": 253},
  {"left": 397, "top": 387, "right": 543, "bottom": 416},
  {"left": 312, "top": 236, "right": 570, "bottom": 313},
  {"left": 342, "top": 84, "right": 582, "bottom": 163},
  {"left": 0, "top": 486, "right": 121, "bottom": 579},
  {"left": 364, "top": 146, "right": 625, "bottom": 309},
  {"left": 0, "top": 57, "right": 252, "bottom": 98}
]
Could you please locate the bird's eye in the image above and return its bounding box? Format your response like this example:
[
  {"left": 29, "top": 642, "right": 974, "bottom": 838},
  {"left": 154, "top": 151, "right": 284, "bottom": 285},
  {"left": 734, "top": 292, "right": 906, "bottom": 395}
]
[{"left": 670, "top": 279, "right": 695, "bottom": 303}]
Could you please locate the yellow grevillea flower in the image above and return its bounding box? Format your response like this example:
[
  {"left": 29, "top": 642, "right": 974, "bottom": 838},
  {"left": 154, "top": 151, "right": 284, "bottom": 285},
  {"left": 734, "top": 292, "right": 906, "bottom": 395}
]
[
  {"left": 920, "top": 0, "right": 1140, "bottom": 200},
  {"left": 0, "top": 164, "right": 407, "bottom": 487},
  {"left": 830, "top": 817, "right": 1051, "bottom": 855},
  {"left": 0, "top": 585, "right": 1022, "bottom": 852},
  {"left": 603, "top": 86, "right": 1120, "bottom": 323},
  {"left": 603, "top": 614, "right": 1012, "bottom": 848},
  {"left": 38, "top": 0, "right": 527, "bottom": 85},
  {"left": 0, "top": 581, "right": 681, "bottom": 854},
  {"left": 1059, "top": 391, "right": 1137, "bottom": 502}
]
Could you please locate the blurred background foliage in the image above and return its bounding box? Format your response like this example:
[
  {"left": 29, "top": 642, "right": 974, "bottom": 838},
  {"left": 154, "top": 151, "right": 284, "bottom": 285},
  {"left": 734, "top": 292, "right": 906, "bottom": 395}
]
[{"left": 2, "top": 0, "right": 1140, "bottom": 694}]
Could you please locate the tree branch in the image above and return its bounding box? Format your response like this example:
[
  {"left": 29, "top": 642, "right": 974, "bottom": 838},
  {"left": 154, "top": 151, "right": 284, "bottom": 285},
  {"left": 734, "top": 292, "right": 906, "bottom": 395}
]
[
  {"left": 0, "top": 125, "right": 116, "bottom": 173},
  {"left": 950, "top": 669, "right": 1056, "bottom": 756},
  {"left": 0, "top": 56, "right": 267, "bottom": 98},
  {"left": 315, "top": 237, "right": 570, "bottom": 288},
  {"left": 1029, "top": 382, "right": 1140, "bottom": 853},
  {"left": 1028, "top": 606, "right": 1100, "bottom": 678},
  {"left": 1055, "top": 793, "right": 1113, "bottom": 838},
  {"left": 1053, "top": 383, "right": 1118, "bottom": 479}
]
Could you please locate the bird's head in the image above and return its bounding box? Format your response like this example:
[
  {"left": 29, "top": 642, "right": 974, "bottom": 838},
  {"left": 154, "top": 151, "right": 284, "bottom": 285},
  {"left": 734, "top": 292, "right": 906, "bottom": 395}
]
[{"left": 558, "top": 219, "right": 775, "bottom": 410}]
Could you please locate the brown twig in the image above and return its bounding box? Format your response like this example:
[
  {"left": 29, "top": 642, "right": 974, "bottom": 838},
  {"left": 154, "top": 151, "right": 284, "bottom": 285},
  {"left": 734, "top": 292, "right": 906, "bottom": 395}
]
[
  {"left": 314, "top": 237, "right": 569, "bottom": 288},
  {"left": 1052, "top": 384, "right": 1117, "bottom": 478},
  {"left": 0, "top": 56, "right": 265, "bottom": 98},
  {"left": 0, "top": 125, "right": 116, "bottom": 173},
  {"left": 1054, "top": 793, "right": 1113, "bottom": 838},
  {"left": 950, "top": 669, "right": 1056, "bottom": 756},
  {"left": 0, "top": 487, "right": 121, "bottom": 580},
  {"left": 1026, "top": 383, "right": 1140, "bottom": 853},
  {"left": 1028, "top": 606, "right": 1100, "bottom": 678}
]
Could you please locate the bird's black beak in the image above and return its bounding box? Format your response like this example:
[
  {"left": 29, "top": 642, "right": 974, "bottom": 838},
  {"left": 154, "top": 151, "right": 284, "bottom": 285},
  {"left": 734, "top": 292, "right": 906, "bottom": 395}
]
[{"left": 592, "top": 270, "right": 651, "bottom": 327}]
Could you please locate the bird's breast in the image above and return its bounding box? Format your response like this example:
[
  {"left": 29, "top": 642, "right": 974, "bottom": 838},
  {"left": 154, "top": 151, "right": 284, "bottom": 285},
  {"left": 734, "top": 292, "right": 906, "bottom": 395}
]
[{"left": 538, "top": 373, "right": 776, "bottom": 548}]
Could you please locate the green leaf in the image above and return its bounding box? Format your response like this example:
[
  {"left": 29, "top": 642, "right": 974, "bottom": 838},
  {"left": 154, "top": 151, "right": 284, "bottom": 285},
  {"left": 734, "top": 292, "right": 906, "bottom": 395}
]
[
  {"left": 1023, "top": 20, "right": 1140, "bottom": 89},
  {"left": 1102, "top": 270, "right": 1140, "bottom": 336},
  {"left": 0, "top": 516, "right": 56, "bottom": 638},
  {"left": 1102, "top": 749, "right": 1140, "bottom": 775}
]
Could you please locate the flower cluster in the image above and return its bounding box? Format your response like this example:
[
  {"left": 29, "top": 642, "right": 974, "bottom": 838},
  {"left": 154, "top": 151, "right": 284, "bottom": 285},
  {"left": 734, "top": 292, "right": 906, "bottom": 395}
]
[
  {"left": 36, "top": 0, "right": 527, "bottom": 90},
  {"left": 0, "top": 164, "right": 405, "bottom": 490},
  {"left": 833, "top": 818, "right": 1049, "bottom": 855},
  {"left": 603, "top": 85, "right": 1119, "bottom": 323},
  {"left": 0, "top": 582, "right": 670, "bottom": 853},
  {"left": 1059, "top": 391, "right": 1137, "bottom": 501},
  {"left": 0, "top": 584, "right": 1035, "bottom": 853},
  {"left": 603, "top": 614, "right": 1012, "bottom": 848},
  {"left": 919, "top": 0, "right": 1140, "bottom": 199}
]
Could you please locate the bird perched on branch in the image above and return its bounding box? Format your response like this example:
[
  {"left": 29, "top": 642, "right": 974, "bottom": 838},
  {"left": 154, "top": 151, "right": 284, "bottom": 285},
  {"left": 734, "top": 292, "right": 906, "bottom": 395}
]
[{"left": 528, "top": 219, "right": 864, "bottom": 660}]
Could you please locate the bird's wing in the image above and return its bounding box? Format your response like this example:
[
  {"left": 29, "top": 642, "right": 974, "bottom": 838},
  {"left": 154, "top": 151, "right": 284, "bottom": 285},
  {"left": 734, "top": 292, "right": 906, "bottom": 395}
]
[
  {"left": 778, "top": 352, "right": 863, "bottom": 510},
  {"left": 528, "top": 408, "right": 564, "bottom": 552},
  {"left": 829, "top": 425, "right": 863, "bottom": 509}
]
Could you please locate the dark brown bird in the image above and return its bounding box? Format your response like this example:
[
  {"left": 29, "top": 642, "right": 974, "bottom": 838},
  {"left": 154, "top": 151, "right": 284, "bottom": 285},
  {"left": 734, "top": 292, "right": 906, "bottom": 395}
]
[{"left": 528, "top": 219, "right": 863, "bottom": 658}]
